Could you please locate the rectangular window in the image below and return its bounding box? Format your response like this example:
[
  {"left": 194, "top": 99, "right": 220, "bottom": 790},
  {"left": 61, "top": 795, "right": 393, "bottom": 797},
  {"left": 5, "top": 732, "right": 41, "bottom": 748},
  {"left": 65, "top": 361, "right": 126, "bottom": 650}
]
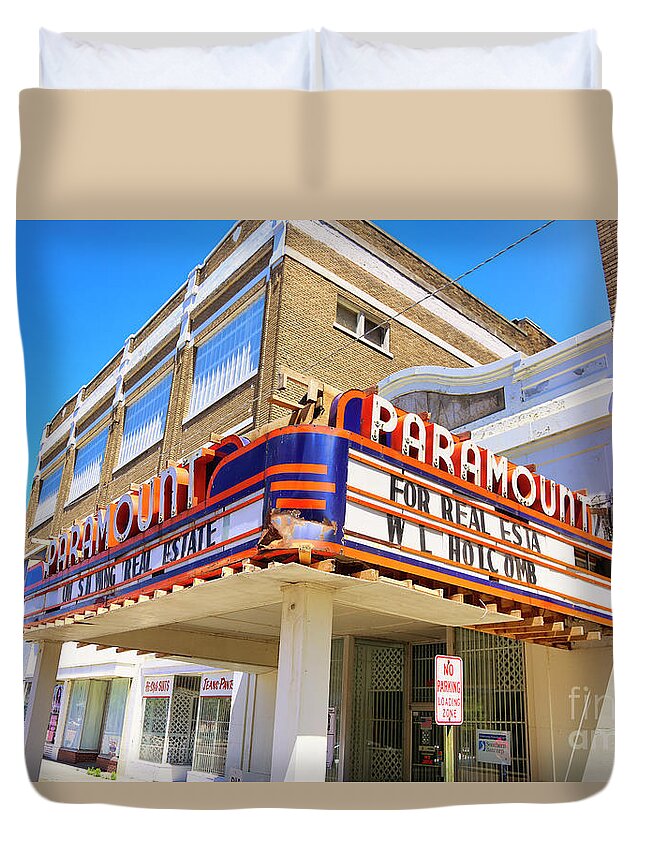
[
  {"left": 117, "top": 373, "right": 173, "bottom": 468},
  {"left": 188, "top": 296, "right": 265, "bottom": 420},
  {"left": 335, "top": 301, "right": 360, "bottom": 335},
  {"left": 32, "top": 465, "right": 63, "bottom": 528},
  {"left": 166, "top": 675, "right": 200, "bottom": 765},
  {"left": 100, "top": 678, "right": 130, "bottom": 759},
  {"left": 335, "top": 298, "right": 390, "bottom": 354},
  {"left": 139, "top": 697, "right": 170, "bottom": 763},
  {"left": 62, "top": 680, "right": 90, "bottom": 751},
  {"left": 67, "top": 427, "right": 109, "bottom": 504},
  {"left": 192, "top": 696, "right": 232, "bottom": 776}
]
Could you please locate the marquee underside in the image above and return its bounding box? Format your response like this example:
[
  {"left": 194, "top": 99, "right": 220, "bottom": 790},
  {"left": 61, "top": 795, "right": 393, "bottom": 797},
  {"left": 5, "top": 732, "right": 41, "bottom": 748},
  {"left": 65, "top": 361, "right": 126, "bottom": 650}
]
[{"left": 24, "top": 562, "right": 525, "bottom": 670}]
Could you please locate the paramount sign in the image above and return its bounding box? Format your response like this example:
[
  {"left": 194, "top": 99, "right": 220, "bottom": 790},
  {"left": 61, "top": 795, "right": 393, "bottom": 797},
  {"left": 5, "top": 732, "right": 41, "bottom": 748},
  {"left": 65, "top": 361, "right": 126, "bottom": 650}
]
[{"left": 25, "top": 390, "right": 611, "bottom": 629}]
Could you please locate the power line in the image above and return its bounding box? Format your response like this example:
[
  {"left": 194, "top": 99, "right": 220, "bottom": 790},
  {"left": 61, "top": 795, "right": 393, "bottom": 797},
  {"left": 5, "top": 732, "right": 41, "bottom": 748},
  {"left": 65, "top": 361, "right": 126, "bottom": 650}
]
[
  {"left": 247, "top": 219, "right": 555, "bottom": 415},
  {"left": 300, "top": 219, "right": 556, "bottom": 376}
]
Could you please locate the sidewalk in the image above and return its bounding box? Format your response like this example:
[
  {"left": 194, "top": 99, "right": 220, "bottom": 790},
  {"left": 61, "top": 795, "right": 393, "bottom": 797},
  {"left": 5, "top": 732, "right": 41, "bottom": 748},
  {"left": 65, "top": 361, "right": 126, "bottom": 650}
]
[{"left": 38, "top": 759, "right": 111, "bottom": 782}]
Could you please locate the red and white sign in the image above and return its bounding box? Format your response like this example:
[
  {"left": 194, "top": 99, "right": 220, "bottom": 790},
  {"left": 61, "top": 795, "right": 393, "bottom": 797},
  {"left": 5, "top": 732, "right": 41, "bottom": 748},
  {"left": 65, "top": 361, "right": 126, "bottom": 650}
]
[
  {"left": 142, "top": 675, "right": 174, "bottom": 699},
  {"left": 200, "top": 674, "right": 234, "bottom": 697},
  {"left": 434, "top": 655, "right": 463, "bottom": 725}
]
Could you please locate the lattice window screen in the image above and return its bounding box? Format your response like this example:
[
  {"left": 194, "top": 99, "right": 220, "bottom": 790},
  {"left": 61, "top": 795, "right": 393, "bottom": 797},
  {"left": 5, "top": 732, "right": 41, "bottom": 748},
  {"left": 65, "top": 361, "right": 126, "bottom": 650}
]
[
  {"left": 139, "top": 697, "right": 169, "bottom": 763},
  {"left": 166, "top": 675, "right": 200, "bottom": 766}
]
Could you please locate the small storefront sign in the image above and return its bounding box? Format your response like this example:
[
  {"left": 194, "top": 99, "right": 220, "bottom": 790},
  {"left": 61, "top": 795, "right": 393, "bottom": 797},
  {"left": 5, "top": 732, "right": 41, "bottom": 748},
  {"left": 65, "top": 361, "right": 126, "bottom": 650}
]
[
  {"left": 476, "top": 729, "right": 511, "bottom": 766},
  {"left": 200, "top": 674, "right": 234, "bottom": 697},
  {"left": 434, "top": 655, "right": 463, "bottom": 725},
  {"left": 142, "top": 675, "right": 174, "bottom": 699}
]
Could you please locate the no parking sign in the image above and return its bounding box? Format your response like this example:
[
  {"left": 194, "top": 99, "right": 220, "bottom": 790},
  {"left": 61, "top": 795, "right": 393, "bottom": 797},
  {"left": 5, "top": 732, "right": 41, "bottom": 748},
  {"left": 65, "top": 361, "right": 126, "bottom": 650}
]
[{"left": 434, "top": 655, "right": 463, "bottom": 725}]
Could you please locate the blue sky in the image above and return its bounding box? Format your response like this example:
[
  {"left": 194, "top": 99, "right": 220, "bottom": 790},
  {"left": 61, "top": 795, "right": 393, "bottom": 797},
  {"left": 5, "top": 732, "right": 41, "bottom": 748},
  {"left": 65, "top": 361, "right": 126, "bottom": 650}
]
[{"left": 17, "top": 219, "right": 609, "bottom": 482}]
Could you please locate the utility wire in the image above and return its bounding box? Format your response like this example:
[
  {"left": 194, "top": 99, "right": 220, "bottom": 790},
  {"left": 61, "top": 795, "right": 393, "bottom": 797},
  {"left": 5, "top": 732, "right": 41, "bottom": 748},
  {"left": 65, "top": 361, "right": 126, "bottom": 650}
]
[
  {"left": 247, "top": 219, "right": 555, "bottom": 415},
  {"left": 301, "top": 219, "right": 556, "bottom": 376}
]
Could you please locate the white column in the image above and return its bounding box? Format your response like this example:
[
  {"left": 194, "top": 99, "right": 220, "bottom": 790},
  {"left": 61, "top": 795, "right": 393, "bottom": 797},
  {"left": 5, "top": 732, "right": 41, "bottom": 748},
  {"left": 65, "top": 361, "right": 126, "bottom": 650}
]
[
  {"left": 116, "top": 661, "right": 144, "bottom": 780},
  {"left": 270, "top": 583, "right": 334, "bottom": 782},
  {"left": 24, "top": 641, "right": 62, "bottom": 782}
]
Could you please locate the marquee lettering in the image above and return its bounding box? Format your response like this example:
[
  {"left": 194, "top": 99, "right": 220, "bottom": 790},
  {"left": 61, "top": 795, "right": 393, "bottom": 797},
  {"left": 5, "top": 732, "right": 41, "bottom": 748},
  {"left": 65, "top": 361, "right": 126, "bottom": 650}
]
[
  {"left": 45, "top": 446, "right": 217, "bottom": 577},
  {"left": 359, "top": 393, "right": 591, "bottom": 535}
]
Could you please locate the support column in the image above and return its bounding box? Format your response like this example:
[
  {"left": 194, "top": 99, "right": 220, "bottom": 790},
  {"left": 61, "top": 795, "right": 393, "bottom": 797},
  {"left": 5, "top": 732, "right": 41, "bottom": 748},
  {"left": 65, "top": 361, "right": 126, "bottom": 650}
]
[
  {"left": 270, "top": 583, "right": 334, "bottom": 782},
  {"left": 24, "top": 641, "right": 62, "bottom": 783}
]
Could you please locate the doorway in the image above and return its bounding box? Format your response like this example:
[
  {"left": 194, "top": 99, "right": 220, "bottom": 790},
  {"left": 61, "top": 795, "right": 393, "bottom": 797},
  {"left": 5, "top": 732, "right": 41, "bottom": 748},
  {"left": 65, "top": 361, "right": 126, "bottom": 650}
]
[{"left": 348, "top": 640, "right": 405, "bottom": 782}]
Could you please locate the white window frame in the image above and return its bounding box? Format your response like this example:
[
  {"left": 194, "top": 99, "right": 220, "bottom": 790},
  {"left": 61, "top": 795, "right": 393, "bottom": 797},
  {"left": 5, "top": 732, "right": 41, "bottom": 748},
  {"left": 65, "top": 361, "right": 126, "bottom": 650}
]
[{"left": 333, "top": 297, "right": 392, "bottom": 357}]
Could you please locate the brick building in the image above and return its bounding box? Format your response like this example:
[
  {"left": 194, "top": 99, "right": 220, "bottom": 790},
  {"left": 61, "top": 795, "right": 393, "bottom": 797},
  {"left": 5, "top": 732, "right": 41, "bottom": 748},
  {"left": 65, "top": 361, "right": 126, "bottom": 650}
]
[
  {"left": 25, "top": 219, "right": 554, "bottom": 553},
  {"left": 24, "top": 220, "right": 612, "bottom": 787}
]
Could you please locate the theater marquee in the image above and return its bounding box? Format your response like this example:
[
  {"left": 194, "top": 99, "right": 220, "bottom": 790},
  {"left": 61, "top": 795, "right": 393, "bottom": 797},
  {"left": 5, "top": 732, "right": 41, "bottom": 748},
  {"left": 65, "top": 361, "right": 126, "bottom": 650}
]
[{"left": 24, "top": 391, "right": 611, "bottom": 631}]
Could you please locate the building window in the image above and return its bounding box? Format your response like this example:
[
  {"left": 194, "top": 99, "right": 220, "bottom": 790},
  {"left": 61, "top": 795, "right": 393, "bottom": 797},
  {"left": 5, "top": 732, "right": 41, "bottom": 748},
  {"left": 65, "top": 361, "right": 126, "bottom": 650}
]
[
  {"left": 117, "top": 373, "right": 173, "bottom": 468},
  {"left": 139, "top": 697, "right": 170, "bottom": 763},
  {"left": 100, "top": 679, "right": 130, "bottom": 760},
  {"left": 192, "top": 696, "right": 232, "bottom": 776},
  {"left": 32, "top": 465, "right": 63, "bottom": 528},
  {"left": 335, "top": 299, "right": 390, "bottom": 354},
  {"left": 62, "top": 680, "right": 109, "bottom": 752},
  {"left": 166, "top": 675, "right": 200, "bottom": 765},
  {"left": 67, "top": 427, "right": 109, "bottom": 504},
  {"left": 187, "top": 296, "right": 265, "bottom": 420},
  {"left": 393, "top": 387, "right": 506, "bottom": 432}
]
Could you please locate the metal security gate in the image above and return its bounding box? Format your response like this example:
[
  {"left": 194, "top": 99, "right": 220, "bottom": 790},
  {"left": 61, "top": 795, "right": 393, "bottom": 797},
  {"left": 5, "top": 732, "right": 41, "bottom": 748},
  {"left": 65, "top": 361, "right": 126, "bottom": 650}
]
[
  {"left": 411, "top": 642, "right": 447, "bottom": 782},
  {"left": 139, "top": 697, "right": 169, "bottom": 763},
  {"left": 192, "top": 696, "right": 231, "bottom": 775},
  {"left": 166, "top": 675, "right": 200, "bottom": 765},
  {"left": 454, "top": 628, "right": 530, "bottom": 781},
  {"left": 348, "top": 641, "right": 404, "bottom": 782},
  {"left": 326, "top": 638, "right": 344, "bottom": 782}
]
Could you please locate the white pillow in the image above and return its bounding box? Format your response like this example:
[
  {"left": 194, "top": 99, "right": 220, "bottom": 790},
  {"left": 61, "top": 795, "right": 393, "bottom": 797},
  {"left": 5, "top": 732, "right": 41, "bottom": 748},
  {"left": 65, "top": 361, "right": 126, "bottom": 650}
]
[
  {"left": 321, "top": 30, "right": 600, "bottom": 90},
  {"left": 40, "top": 29, "right": 316, "bottom": 90}
]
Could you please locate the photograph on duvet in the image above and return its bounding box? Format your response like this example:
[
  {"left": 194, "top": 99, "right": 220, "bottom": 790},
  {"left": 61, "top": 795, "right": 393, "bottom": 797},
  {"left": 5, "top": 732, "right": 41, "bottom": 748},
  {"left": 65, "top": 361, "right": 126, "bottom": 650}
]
[{"left": 19, "top": 219, "right": 613, "bottom": 791}]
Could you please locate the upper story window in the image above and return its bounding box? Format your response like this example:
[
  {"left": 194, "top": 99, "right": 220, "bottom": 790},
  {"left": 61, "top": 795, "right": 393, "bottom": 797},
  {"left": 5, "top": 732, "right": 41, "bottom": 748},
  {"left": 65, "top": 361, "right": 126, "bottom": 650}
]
[
  {"left": 334, "top": 298, "right": 390, "bottom": 354},
  {"left": 187, "top": 295, "right": 265, "bottom": 420},
  {"left": 32, "top": 465, "right": 63, "bottom": 529},
  {"left": 117, "top": 372, "right": 173, "bottom": 468},
  {"left": 67, "top": 427, "right": 109, "bottom": 505}
]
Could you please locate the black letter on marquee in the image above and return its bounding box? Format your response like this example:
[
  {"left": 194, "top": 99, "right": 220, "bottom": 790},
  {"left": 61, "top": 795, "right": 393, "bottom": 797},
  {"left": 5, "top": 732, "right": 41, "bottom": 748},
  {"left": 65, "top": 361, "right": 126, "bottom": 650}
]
[{"left": 387, "top": 514, "right": 406, "bottom": 545}]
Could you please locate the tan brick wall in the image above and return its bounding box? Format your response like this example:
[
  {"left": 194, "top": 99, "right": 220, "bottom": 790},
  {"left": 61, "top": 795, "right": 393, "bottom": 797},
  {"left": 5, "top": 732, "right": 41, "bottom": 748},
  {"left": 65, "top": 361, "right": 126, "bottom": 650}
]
[
  {"left": 336, "top": 220, "right": 554, "bottom": 352},
  {"left": 596, "top": 220, "right": 617, "bottom": 321},
  {"left": 108, "top": 443, "right": 165, "bottom": 503},
  {"left": 201, "top": 220, "right": 265, "bottom": 280},
  {"left": 273, "top": 255, "right": 467, "bottom": 402},
  {"left": 191, "top": 245, "right": 271, "bottom": 333},
  {"left": 285, "top": 226, "right": 503, "bottom": 367},
  {"left": 133, "top": 289, "right": 185, "bottom": 350},
  {"left": 179, "top": 379, "right": 257, "bottom": 458}
]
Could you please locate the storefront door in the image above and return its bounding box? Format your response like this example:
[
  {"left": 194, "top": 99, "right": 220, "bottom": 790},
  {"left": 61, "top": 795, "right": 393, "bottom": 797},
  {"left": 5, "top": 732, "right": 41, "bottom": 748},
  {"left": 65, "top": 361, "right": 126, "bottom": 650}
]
[
  {"left": 410, "top": 642, "right": 447, "bottom": 782},
  {"left": 348, "top": 641, "right": 405, "bottom": 782}
]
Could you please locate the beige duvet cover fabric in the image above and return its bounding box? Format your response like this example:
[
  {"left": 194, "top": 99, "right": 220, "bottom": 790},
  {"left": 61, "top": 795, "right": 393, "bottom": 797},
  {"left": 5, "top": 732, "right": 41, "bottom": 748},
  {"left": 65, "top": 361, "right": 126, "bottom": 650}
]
[{"left": 18, "top": 90, "right": 616, "bottom": 221}]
